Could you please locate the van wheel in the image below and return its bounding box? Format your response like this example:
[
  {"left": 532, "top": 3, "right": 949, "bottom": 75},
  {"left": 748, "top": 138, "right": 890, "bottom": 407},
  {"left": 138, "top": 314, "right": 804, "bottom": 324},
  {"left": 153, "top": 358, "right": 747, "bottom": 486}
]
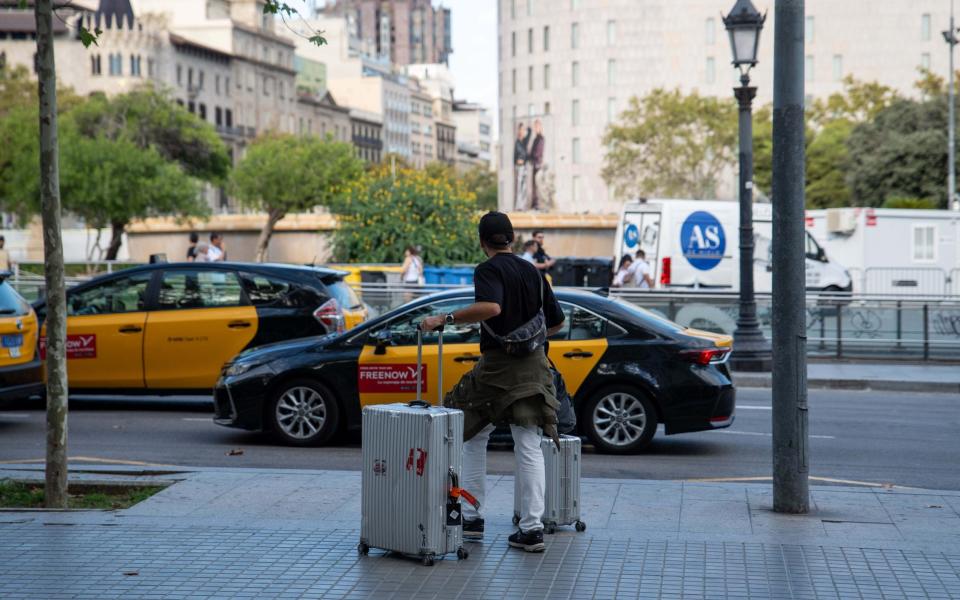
[
  {"left": 583, "top": 386, "right": 657, "bottom": 454},
  {"left": 267, "top": 378, "right": 340, "bottom": 446}
]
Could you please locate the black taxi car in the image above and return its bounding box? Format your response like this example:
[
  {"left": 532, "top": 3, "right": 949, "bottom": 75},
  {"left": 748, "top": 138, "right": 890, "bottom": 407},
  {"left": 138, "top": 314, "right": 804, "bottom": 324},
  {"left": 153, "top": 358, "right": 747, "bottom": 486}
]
[
  {"left": 33, "top": 263, "right": 367, "bottom": 393},
  {"left": 214, "top": 289, "right": 736, "bottom": 454}
]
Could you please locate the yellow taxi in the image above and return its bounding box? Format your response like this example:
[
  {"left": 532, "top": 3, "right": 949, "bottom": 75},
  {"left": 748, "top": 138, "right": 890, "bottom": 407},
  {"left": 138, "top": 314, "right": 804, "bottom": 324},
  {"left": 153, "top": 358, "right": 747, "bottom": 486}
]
[
  {"left": 0, "top": 275, "right": 43, "bottom": 401},
  {"left": 34, "top": 263, "right": 367, "bottom": 393}
]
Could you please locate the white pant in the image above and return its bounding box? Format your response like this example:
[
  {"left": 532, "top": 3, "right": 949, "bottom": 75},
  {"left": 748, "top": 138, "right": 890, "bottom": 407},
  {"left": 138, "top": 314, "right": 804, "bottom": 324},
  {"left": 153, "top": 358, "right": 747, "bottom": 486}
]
[{"left": 461, "top": 423, "right": 545, "bottom": 532}]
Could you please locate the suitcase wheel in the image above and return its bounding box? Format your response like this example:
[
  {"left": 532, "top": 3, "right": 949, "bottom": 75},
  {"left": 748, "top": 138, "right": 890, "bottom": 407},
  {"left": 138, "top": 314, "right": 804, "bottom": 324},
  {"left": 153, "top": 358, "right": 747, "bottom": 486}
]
[
  {"left": 512, "top": 513, "right": 520, "bottom": 526},
  {"left": 575, "top": 521, "right": 586, "bottom": 533},
  {"left": 422, "top": 553, "right": 436, "bottom": 567},
  {"left": 457, "top": 547, "right": 469, "bottom": 560},
  {"left": 357, "top": 543, "right": 369, "bottom": 556},
  {"left": 544, "top": 523, "right": 557, "bottom": 535}
]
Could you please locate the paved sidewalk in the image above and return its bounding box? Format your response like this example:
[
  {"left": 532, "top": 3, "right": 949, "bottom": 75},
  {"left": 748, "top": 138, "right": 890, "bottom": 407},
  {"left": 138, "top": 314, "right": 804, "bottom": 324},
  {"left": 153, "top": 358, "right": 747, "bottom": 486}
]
[
  {"left": 1, "top": 464, "right": 959, "bottom": 599},
  {"left": 735, "top": 362, "right": 960, "bottom": 393}
]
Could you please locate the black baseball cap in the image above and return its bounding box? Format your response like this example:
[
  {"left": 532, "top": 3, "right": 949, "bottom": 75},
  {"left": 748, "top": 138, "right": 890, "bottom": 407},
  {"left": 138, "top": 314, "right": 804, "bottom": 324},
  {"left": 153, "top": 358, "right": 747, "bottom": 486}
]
[{"left": 478, "top": 212, "right": 514, "bottom": 247}]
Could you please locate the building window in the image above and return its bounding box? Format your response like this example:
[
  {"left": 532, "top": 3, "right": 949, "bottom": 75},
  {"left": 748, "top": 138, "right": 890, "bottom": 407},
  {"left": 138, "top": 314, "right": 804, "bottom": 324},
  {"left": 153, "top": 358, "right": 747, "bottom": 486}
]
[
  {"left": 805, "top": 55, "right": 814, "bottom": 81},
  {"left": 607, "top": 20, "right": 616, "bottom": 46},
  {"left": 571, "top": 0, "right": 580, "bottom": 8},
  {"left": 832, "top": 55, "right": 843, "bottom": 81},
  {"left": 607, "top": 59, "right": 616, "bottom": 85},
  {"left": 225, "top": 77, "right": 231, "bottom": 97},
  {"left": 528, "top": 65, "right": 534, "bottom": 90},
  {"left": 528, "top": 28, "right": 533, "bottom": 53},
  {"left": 543, "top": 63, "right": 550, "bottom": 89},
  {"left": 176, "top": 64, "right": 182, "bottom": 86},
  {"left": 922, "top": 52, "right": 932, "bottom": 70},
  {"left": 913, "top": 225, "right": 936, "bottom": 261},
  {"left": 198, "top": 70, "right": 205, "bottom": 90},
  {"left": 90, "top": 54, "right": 101, "bottom": 75},
  {"left": 215, "top": 106, "right": 223, "bottom": 127},
  {"left": 511, "top": 31, "right": 516, "bottom": 57},
  {"left": 526, "top": 0, "right": 531, "bottom": 16},
  {"left": 922, "top": 13, "right": 932, "bottom": 41},
  {"left": 510, "top": 0, "right": 516, "bottom": 19},
  {"left": 188, "top": 67, "right": 193, "bottom": 88},
  {"left": 572, "top": 175, "right": 580, "bottom": 204},
  {"left": 215, "top": 75, "right": 221, "bottom": 95},
  {"left": 280, "top": 81, "right": 285, "bottom": 99},
  {"left": 607, "top": 97, "right": 617, "bottom": 123},
  {"left": 263, "top": 75, "right": 269, "bottom": 96},
  {"left": 199, "top": 103, "right": 207, "bottom": 120},
  {"left": 706, "top": 57, "right": 716, "bottom": 84},
  {"left": 512, "top": 69, "right": 517, "bottom": 93},
  {"left": 147, "top": 58, "right": 154, "bottom": 77},
  {"left": 705, "top": 17, "right": 716, "bottom": 45},
  {"left": 571, "top": 99, "right": 580, "bottom": 126},
  {"left": 572, "top": 61, "right": 580, "bottom": 86},
  {"left": 805, "top": 16, "right": 814, "bottom": 43},
  {"left": 528, "top": 103, "right": 535, "bottom": 117},
  {"left": 188, "top": 101, "right": 195, "bottom": 114},
  {"left": 544, "top": 101, "right": 551, "bottom": 115},
  {"left": 129, "top": 55, "right": 141, "bottom": 77},
  {"left": 571, "top": 22, "right": 579, "bottom": 49},
  {"left": 108, "top": 53, "right": 122, "bottom": 76},
  {"left": 572, "top": 138, "right": 581, "bottom": 164},
  {"left": 544, "top": 25, "right": 550, "bottom": 51}
]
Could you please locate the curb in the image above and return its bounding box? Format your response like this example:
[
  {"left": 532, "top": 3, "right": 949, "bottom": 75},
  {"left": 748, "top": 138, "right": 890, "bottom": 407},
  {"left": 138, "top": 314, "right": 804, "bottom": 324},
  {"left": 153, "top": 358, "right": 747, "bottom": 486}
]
[{"left": 733, "top": 374, "right": 960, "bottom": 394}]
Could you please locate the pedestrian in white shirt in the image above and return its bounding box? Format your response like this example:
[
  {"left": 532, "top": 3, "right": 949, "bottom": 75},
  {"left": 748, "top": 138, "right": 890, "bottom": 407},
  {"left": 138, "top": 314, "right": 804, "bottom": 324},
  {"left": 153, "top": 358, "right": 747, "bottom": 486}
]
[
  {"left": 630, "top": 250, "right": 655, "bottom": 289},
  {"left": 612, "top": 255, "right": 634, "bottom": 287},
  {"left": 520, "top": 240, "right": 538, "bottom": 264},
  {"left": 207, "top": 232, "right": 226, "bottom": 262}
]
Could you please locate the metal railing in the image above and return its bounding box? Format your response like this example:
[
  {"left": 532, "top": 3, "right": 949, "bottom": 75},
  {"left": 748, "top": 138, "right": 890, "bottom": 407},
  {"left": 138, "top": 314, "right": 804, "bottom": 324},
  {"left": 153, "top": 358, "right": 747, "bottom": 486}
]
[
  {"left": 862, "top": 267, "right": 951, "bottom": 296},
  {"left": 350, "top": 283, "right": 960, "bottom": 362}
]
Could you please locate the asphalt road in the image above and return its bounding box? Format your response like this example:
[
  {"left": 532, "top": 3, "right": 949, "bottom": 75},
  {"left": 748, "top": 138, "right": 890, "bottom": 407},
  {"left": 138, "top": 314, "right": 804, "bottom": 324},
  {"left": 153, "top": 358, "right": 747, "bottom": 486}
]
[{"left": 1, "top": 388, "right": 958, "bottom": 490}]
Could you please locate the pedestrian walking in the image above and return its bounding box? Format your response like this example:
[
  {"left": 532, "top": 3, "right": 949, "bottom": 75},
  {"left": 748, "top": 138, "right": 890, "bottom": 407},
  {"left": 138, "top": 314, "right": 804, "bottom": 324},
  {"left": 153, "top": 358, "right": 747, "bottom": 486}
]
[
  {"left": 193, "top": 242, "right": 211, "bottom": 262},
  {"left": 630, "top": 249, "right": 655, "bottom": 289},
  {"left": 207, "top": 232, "right": 226, "bottom": 262},
  {"left": 531, "top": 230, "right": 556, "bottom": 273},
  {"left": 519, "top": 240, "right": 538, "bottom": 264},
  {"left": 612, "top": 254, "right": 634, "bottom": 287},
  {"left": 401, "top": 245, "right": 425, "bottom": 302},
  {"left": 0, "top": 236, "right": 13, "bottom": 273},
  {"left": 529, "top": 120, "right": 546, "bottom": 210},
  {"left": 420, "top": 211, "right": 566, "bottom": 553},
  {"left": 186, "top": 232, "right": 200, "bottom": 262},
  {"left": 514, "top": 123, "right": 532, "bottom": 210}
]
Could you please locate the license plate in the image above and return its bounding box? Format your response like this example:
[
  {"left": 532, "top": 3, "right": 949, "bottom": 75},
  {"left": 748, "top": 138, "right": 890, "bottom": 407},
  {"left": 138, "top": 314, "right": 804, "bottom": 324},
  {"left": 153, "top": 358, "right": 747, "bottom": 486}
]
[{"left": 2, "top": 334, "right": 22, "bottom": 348}]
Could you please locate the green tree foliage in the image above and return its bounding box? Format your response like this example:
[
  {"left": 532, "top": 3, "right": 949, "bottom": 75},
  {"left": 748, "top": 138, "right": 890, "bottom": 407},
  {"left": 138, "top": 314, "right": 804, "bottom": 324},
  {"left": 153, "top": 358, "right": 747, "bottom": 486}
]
[
  {"left": 881, "top": 196, "right": 940, "bottom": 209},
  {"left": 69, "top": 87, "right": 230, "bottom": 183},
  {"left": 0, "top": 87, "right": 220, "bottom": 257},
  {"left": 847, "top": 97, "right": 955, "bottom": 208},
  {"left": 330, "top": 166, "right": 484, "bottom": 266},
  {"left": 60, "top": 133, "right": 203, "bottom": 259},
  {"left": 459, "top": 167, "right": 498, "bottom": 212},
  {"left": 230, "top": 134, "right": 363, "bottom": 262},
  {"left": 602, "top": 89, "right": 736, "bottom": 199},
  {"left": 805, "top": 120, "right": 854, "bottom": 209}
]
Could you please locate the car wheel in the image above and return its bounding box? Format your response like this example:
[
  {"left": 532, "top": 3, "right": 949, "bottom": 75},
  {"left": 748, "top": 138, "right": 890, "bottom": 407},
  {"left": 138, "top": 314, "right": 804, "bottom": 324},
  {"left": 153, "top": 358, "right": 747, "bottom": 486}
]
[
  {"left": 583, "top": 386, "right": 657, "bottom": 454},
  {"left": 267, "top": 378, "right": 340, "bottom": 446}
]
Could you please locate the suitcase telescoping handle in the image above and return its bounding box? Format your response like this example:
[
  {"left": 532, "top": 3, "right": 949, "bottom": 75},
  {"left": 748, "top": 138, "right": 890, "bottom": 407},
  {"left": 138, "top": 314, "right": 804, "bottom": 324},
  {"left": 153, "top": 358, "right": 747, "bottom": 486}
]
[{"left": 413, "top": 323, "right": 444, "bottom": 407}]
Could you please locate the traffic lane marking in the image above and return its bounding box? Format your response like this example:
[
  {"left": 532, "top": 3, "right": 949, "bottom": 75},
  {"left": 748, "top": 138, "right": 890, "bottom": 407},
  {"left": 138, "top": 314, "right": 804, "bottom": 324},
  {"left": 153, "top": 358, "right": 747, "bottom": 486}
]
[
  {"left": 685, "top": 475, "right": 915, "bottom": 489},
  {"left": 714, "top": 430, "right": 835, "bottom": 440},
  {"left": 0, "top": 414, "right": 31, "bottom": 418},
  {"left": 182, "top": 418, "right": 213, "bottom": 422},
  {"left": 0, "top": 456, "right": 174, "bottom": 466}
]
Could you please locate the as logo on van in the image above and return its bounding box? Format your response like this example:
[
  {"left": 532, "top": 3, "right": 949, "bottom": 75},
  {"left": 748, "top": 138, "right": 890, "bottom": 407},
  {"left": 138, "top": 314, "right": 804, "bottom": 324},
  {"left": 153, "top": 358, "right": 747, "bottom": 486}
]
[
  {"left": 624, "top": 224, "right": 640, "bottom": 248},
  {"left": 680, "top": 211, "right": 725, "bottom": 271}
]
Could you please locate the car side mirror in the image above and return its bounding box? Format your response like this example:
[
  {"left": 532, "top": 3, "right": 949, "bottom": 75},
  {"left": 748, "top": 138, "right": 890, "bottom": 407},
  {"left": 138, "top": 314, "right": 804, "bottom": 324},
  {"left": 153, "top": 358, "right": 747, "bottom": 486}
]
[
  {"left": 817, "top": 248, "right": 827, "bottom": 263},
  {"left": 372, "top": 329, "right": 393, "bottom": 355}
]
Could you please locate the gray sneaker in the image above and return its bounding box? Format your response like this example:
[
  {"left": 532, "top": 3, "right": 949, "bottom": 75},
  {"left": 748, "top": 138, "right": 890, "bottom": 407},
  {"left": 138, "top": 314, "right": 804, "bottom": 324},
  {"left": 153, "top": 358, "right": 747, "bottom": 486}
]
[{"left": 508, "top": 528, "right": 545, "bottom": 552}]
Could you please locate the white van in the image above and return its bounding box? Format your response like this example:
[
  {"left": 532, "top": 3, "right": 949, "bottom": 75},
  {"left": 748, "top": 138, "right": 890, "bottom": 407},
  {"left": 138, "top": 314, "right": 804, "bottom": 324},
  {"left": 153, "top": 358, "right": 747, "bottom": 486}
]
[
  {"left": 806, "top": 208, "right": 960, "bottom": 296},
  {"left": 615, "top": 199, "right": 852, "bottom": 293}
]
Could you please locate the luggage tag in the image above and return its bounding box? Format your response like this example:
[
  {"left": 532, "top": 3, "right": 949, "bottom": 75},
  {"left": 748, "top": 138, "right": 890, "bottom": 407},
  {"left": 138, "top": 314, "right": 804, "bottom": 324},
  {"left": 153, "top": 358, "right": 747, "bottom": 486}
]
[{"left": 446, "top": 499, "right": 463, "bottom": 526}]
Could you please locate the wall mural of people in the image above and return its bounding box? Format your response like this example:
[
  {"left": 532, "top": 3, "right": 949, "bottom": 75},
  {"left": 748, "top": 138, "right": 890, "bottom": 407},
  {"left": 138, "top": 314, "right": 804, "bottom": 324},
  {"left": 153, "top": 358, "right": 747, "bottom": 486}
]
[{"left": 512, "top": 116, "right": 554, "bottom": 211}]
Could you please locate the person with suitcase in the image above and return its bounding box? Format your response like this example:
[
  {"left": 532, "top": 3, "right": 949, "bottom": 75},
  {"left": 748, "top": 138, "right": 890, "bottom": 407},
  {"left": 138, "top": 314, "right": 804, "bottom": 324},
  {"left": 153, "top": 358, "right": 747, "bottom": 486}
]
[{"left": 420, "top": 211, "right": 566, "bottom": 553}]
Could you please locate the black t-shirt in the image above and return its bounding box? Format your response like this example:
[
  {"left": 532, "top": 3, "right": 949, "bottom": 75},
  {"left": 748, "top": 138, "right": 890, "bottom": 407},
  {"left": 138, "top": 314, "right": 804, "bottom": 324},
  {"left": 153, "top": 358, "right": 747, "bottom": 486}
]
[
  {"left": 533, "top": 247, "right": 550, "bottom": 264},
  {"left": 186, "top": 246, "right": 198, "bottom": 260},
  {"left": 474, "top": 253, "right": 564, "bottom": 353}
]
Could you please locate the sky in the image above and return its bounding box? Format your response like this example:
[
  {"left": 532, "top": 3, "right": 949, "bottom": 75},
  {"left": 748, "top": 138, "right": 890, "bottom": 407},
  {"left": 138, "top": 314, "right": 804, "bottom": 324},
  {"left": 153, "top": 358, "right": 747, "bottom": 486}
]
[{"left": 288, "top": 1, "right": 499, "bottom": 130}]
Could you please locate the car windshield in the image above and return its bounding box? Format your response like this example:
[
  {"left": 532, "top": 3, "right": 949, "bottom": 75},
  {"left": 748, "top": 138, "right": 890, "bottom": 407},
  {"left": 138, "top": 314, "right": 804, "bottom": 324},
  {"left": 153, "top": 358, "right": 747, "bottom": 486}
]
[
  {"left": 0, "top": 282, "right": 28, "bottom": 316},
  {"left": 325, "top": 280, "right": 363, "bottom": 310}
]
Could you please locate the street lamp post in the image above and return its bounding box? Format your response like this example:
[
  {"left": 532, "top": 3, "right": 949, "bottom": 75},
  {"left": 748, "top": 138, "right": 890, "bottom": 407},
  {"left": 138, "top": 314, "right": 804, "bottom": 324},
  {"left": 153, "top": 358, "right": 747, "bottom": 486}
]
[
  {"left": 724, "top": 0, "right": 771, "bottom": 372},
  {"left": 944, "top": 1, "right": 960, "bottom": 212}
]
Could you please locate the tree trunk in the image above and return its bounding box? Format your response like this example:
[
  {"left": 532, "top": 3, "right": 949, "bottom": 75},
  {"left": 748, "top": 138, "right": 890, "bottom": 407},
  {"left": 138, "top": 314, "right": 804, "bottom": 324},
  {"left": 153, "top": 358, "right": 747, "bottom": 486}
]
[
  {"left": 105, "top": 221, "right": 126, "bottom": 261},
  {"left": 255, "top": 207, "right": 285, "bottom": 263},
  {"left": 34, "top": 0, "right": 69, "bottom": 509}
]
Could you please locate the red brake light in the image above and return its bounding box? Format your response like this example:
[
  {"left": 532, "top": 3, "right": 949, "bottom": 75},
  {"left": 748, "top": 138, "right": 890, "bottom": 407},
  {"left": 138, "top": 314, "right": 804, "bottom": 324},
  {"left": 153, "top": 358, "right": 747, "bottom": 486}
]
[
  {"left": 314, "top": 298, "right": 345, "bottom": 334},
  {"left": 660, "top": 257, "right": 671, "bottom": 286},
  {"left": 680, "top": 348, "right": 730, "bottom": 365}
]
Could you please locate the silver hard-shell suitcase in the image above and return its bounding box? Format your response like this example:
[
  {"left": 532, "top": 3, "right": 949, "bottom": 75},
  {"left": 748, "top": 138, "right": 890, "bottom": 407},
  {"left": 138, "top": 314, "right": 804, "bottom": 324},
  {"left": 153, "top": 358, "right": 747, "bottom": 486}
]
[
  {"left": 513, "top": 434, "right": 586, "bottom": 534},
  {"left": 359, "top": 327, "right": 473, "bottom": 566}
]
